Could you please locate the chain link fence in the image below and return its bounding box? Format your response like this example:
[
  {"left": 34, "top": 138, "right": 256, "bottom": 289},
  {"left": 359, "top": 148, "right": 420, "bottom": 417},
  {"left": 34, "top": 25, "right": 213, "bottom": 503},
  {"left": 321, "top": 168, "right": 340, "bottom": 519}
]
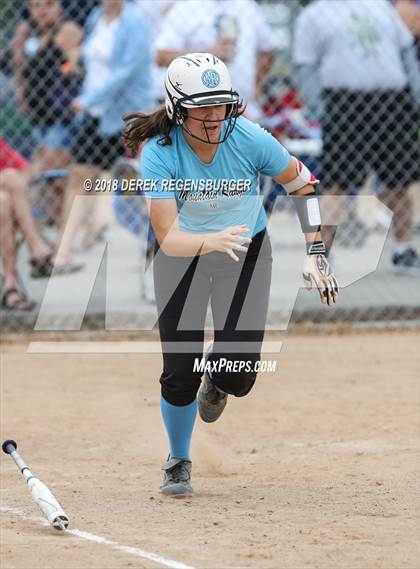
[{"left": 0, "top": 0, "right": 419, "bottom": 335}]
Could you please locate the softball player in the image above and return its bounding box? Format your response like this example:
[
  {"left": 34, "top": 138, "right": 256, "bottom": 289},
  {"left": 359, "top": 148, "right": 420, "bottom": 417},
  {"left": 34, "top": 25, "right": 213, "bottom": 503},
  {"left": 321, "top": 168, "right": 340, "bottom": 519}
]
[{"left": 123, "top": 53, "right": 338, "bottom": 497}]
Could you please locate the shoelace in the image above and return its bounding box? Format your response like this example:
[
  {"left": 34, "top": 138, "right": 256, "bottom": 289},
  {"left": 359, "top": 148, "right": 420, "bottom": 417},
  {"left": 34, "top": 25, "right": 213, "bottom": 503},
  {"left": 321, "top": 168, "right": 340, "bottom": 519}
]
[{"left": 169, "top": 462, "right": 190, "bottom": 484}]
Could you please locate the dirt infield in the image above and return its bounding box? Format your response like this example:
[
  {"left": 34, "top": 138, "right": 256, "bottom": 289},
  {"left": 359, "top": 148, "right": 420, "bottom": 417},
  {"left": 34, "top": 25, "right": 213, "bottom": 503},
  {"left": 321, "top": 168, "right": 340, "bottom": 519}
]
[{"left": 1, "top": 331, "right": 419, "bottom": 569}]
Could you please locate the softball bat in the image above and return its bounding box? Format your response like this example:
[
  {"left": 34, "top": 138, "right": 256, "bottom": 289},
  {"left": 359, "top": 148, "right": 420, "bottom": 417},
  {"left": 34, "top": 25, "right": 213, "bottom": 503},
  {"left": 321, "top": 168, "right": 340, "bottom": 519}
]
[{"left": 2, "top": 439, "right": 69, "bottom": 532}]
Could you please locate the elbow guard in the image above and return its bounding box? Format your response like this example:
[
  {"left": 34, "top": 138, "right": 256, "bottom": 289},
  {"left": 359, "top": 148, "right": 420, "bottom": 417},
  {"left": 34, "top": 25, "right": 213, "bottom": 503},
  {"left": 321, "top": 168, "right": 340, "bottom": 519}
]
[{"left": 281, "top": 157, "right": 319, "bottom": 194}]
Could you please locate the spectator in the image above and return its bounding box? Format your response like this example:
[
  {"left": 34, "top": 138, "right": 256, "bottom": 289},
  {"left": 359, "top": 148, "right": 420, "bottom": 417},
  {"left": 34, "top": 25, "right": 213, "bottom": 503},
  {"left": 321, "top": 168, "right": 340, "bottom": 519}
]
[
  {"left": 0, "top": 142, "right": 55, "bottom": 310},
  {"left": 11, "top": 0, "right": 84, "bottom": 177},
  {"left": 293, "top": 0, "right": 420, "bottom": 274},
  {"left": 18, "top": 0, "right": 100, "bottom": 28},
  {"left": 111, "top": 156, "right": 156, "bottom": 303},
  {"left": 0, "top": 138, "right": 30, "bottom": 172},
  {"left": 155, "top": 0, "right": 276, "bottom": 120},
  {"left": 134, "top": 1, "right": 178, "bottom": 105},
  {"left": 395, "top": 0, "right": 420, "bottom": 61},
  {"left": 53, "top": 0, "right": 152, "bottom": 269}
]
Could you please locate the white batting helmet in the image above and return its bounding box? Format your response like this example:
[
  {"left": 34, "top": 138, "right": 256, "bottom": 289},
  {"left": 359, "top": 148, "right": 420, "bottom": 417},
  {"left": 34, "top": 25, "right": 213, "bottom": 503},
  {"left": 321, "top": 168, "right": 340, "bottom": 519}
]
[{"left": 164, "top": 53, "right": 242, "bottom": 142}]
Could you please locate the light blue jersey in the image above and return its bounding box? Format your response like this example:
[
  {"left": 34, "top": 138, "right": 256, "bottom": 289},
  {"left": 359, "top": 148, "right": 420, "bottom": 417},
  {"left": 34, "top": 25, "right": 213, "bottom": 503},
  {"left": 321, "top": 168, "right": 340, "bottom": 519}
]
[{"left": 140, "top": 116, "right": 290, "bottom": 237}]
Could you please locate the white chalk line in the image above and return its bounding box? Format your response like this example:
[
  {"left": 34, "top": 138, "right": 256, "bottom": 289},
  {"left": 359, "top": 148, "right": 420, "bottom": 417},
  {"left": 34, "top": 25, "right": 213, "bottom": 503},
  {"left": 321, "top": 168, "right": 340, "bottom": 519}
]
[{"left": 0, "top": 505, "right": 195, "bottom": 569}]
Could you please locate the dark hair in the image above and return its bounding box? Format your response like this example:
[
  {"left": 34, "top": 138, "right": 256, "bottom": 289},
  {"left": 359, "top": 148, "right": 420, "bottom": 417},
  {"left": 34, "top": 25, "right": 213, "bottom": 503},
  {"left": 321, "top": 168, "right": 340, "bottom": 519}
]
[
  {"left": 123, "top": 102, "right": 246, "bottom": 154},
  {"left": 123, "top": 107, "right": 173, "bottom": 153}
]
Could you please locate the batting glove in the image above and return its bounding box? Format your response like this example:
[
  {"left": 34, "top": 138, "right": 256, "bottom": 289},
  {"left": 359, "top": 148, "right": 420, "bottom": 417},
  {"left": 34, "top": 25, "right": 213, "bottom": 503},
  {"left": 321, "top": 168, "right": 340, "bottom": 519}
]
[{"left": 303, "top": 242, "right": 339, "bottom": 306}]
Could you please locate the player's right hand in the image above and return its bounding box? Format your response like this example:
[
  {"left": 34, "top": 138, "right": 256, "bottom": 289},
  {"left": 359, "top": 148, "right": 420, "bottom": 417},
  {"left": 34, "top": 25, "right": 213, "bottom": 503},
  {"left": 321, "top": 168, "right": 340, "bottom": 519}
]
[{"left": 207, "top": 225, "right": 252, "bottom": 262}]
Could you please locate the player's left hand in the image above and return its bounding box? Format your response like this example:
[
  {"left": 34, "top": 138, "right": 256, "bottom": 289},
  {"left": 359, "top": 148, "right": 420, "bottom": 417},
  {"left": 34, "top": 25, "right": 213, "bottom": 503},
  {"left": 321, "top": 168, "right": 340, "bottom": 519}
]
[{"left": 303, "top": 254, "right": 339, "bottom": 305}]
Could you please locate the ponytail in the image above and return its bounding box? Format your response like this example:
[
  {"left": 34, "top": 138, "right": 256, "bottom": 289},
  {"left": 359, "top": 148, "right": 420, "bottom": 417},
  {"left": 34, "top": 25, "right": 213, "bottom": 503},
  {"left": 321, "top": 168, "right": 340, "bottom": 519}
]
[{"left": 123, "top": 107, "right": 173, "bottom": 153}]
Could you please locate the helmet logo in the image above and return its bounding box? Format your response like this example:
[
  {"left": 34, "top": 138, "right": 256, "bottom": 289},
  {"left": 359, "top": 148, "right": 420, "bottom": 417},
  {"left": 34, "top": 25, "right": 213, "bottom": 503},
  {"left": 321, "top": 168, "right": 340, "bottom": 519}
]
[{"left": 201, "top": 69, "right": 220, "bottom": 88}]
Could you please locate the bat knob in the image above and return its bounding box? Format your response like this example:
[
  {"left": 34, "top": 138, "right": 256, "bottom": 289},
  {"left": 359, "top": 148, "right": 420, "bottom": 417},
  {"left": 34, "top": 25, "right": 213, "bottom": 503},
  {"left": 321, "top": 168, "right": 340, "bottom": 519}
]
[
  {"left": 2, "top": 440, "right": 17, "bottom": 454},
  {"left": 52, "top": 515, "right": 69, "bottom": 532}
]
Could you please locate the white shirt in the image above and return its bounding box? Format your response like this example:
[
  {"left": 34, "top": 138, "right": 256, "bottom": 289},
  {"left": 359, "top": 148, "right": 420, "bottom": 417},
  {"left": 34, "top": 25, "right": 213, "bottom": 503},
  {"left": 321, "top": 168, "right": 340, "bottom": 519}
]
[
  {"left": 156, "top": 0, "right": 277, "bottom": 118},
  {"left": 293, "top": 0, "right": 413, "bottom": 91},
  {"left": 135, "top": 1, "right": 178, "bottom": 103},
  {"left": 83, "top": 16, "right": 119, "bottom": 116}
]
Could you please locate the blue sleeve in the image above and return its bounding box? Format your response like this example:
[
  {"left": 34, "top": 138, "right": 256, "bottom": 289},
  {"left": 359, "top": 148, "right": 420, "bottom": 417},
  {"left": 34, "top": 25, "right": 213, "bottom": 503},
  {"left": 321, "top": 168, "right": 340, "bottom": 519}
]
[
  {"left": 79, "top": 9, "right": 151, "bottom": 109},
  {"left": 140, "top": 142, "right": 176, "bottom": 199},
  {"left": 248, "top": 120, "right": 290, "bottom": 176}
]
